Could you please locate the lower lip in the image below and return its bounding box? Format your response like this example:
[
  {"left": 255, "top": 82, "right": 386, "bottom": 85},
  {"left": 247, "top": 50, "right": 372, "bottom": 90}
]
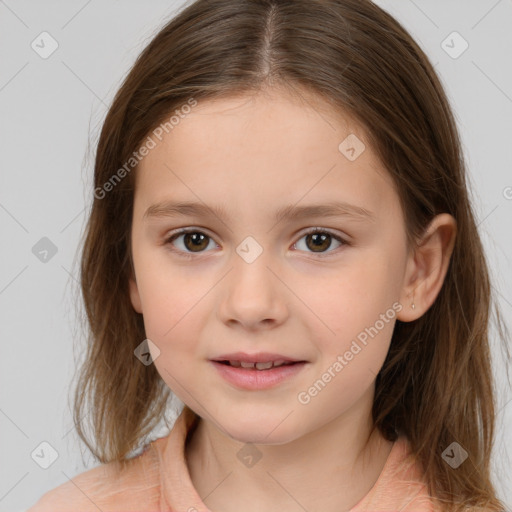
[{"left": 210, "top": 361, "right": 307, "bottom": 390}]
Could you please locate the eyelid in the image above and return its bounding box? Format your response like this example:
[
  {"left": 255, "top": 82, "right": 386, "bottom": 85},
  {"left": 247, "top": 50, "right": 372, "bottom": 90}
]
[
  {"left": 164, "top": 227, "right": 218, "bottom": 244},
  {"left": 292, "top": 227, "right": 349, "bottom": 257},
  {"left": 163, "top": 227, "right": 219, "bottom": 259}
]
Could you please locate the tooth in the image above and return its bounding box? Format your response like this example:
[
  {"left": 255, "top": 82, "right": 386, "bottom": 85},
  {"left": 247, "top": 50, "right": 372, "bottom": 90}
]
[
  {"left": 255, "top": 362, "right": 273, "bottom": 370},
  {"left": 229, "top": 360, "right": 241, "bottom": 367},
  {"left": 273, "top": 360, "right": 285, "bottom": 367},
  {"left": 240, "top": 361, "right": 256, "bottom": 369}
]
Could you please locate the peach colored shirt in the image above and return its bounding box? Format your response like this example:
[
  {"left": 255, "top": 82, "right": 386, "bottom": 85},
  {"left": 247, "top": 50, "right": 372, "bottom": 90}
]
[{"left": 28, "top": 406, "right": 439, "bottom": 511}]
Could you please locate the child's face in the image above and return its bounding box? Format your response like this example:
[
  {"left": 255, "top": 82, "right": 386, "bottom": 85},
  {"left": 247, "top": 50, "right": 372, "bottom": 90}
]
[{"left": 129, "top": 88, "right": 410, "bottom": 444}]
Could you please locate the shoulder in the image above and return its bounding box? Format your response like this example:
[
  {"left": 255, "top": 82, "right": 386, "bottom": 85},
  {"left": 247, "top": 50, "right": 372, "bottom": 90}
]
[
  {"left": 27, "top": 440, "right": 165, "bottom": 512},
  {"left": 354, "top": 436, "right": 440, "bottom": 512},
  {"left": 373, "top": 437, "right": 497, "bottom": 512},
  {"left": 387, "top": 437, "right": 438, "bottom": 511}
]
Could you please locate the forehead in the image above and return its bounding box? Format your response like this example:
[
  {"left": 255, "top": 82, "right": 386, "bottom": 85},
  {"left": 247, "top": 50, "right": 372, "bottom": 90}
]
[
  {"left": 146, "top": 88, "right": 364, "bottom": 161},
  {"left": 134, "top": 89, "right": 397, "bottom": 221}
]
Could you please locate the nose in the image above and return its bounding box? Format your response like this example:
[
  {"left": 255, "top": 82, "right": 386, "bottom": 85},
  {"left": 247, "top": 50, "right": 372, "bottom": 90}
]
[{"left": 217, "top": 247, "right": 289, "bottom": 331}]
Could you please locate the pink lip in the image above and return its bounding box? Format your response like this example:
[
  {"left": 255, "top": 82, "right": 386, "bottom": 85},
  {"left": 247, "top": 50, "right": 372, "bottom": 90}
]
[
  {"left": 211, "top": 352, "right": 303, "bottom": 364},
  {"left": 210, "top": 360, "right": 307, "bottom": 390}
]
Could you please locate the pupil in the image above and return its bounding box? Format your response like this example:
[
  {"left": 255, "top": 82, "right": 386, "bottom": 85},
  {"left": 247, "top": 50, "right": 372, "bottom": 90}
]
[
  {"left": 185, "top": 232, "right": 208, "bottom": 252},
  {"left": 307, "top": 233, "right": 330, "bottom": 252}
]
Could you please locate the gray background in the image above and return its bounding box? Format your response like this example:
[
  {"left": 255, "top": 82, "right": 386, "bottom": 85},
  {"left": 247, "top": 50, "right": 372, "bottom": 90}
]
[{"left": 0, "top": 1, "right": 511, "bottom": 510}]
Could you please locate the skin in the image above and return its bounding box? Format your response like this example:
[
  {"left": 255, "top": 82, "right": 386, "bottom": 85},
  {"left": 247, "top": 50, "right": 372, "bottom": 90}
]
[{"left": 129, "top": 86, "right": 456, "bottom": 512}]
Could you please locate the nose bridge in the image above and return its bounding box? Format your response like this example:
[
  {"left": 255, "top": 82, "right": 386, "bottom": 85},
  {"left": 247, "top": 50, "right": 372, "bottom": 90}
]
[
  {"left": 231, "top": 235, "right": 276, "bottom": 303},
  {"left": 217, "top": 236, "right": 288, "bottom": 328}
]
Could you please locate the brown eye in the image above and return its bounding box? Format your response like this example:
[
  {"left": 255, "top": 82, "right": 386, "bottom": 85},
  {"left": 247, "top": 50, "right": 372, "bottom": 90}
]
[
  {"left": 165, "top": 227, "right": 347, "bottom": 258},
  {"left": 306, "top": 232, "right": 331, "bottom": 252},
  {"left": 165, "top": 230, "right": 216, "bottom": 254},
  {"left": 294, "top": 229, "right": 346, "bottom": 255},
  {"left": 182, "top": 232, "right": 210, "bottom": 252}
]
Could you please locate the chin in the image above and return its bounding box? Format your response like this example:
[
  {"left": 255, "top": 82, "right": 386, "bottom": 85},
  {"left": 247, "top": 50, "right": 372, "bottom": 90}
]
[{"left": 219, "top": 412, "right": 303, "bottom": 446}]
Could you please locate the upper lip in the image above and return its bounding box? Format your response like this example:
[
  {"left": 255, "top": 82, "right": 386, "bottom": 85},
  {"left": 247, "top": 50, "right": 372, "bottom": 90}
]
[{"left": 211, "top": 352, "right": 305, "bottom": 363}]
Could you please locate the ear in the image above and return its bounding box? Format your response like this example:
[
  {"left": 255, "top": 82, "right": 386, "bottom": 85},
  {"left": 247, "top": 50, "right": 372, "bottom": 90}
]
[
  {"left": 129, "top": 274, "right": 143, "bottom": 314},
  {"left": 396, "top": 213, "right": 457, "bottom": 322}
]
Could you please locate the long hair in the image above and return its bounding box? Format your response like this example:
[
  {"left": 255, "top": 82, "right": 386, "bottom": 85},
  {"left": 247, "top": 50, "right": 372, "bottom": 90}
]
[{"left": 73, "top": 1, "right": 510, "bottom": 510}]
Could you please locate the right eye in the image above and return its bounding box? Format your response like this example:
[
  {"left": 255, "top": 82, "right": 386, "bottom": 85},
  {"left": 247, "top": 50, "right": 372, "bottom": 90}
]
[{"left": 164, "top": 228, "right": 218, "bottom": 257}]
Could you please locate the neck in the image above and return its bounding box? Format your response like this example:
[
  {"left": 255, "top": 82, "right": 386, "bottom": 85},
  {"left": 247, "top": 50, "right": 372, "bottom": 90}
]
[{"left": 184, "top": 386, "right": 394, "bottom": 512}]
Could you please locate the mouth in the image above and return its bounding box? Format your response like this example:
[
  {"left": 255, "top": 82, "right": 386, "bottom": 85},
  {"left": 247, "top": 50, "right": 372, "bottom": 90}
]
[
  {"left": 209, "top": 352, "right": 308, "bottom": 390},
  {"left": 213, "top": 359, "right": 301, "bottom": 370},
  {"left": 210, "top": 352, "right": 306, "bottom": 370}
]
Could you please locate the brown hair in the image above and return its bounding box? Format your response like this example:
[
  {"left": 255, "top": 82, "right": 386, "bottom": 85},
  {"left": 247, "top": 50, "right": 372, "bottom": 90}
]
[{"left": 73, "top": 0, "right": 510, "bottom": 510}]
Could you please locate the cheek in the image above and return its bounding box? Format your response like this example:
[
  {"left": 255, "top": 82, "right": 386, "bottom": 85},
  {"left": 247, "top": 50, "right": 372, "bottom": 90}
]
[
  {"left": 296, "top": 251, "right": 403, "bottom": 395},
  {"left": 134, "top": 247, "right": 204, "bottom": 329},
  {"left": 133, "top": 261, "right": 197, "bottom": 353},
  {"left": 141, "top": 281, "right": 205, "bottom": 391},
  {"left": 302, "top": 251, "right": 403, "bottom": 339}
]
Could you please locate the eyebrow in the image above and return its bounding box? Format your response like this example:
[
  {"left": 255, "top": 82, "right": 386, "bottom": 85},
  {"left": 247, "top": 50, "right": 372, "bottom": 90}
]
[{"left": 143, "top": 200, "right": 375, "bottom": 224}]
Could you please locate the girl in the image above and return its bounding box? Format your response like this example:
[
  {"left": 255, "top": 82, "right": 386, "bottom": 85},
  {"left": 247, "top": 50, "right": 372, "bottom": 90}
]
[{"left": 29, "top": 0, "right": 510, "bottom": 511}]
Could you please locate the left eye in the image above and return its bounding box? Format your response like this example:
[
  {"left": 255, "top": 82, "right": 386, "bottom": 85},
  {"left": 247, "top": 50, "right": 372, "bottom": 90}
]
[
  {"left": 164, "top": 228, "right": 346, "bottom": 256},
  {"left": 293, "top": 228, "right": 346, "bottom": 254}
]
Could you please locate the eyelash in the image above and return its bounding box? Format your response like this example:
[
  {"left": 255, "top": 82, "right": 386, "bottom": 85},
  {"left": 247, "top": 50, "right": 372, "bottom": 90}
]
[{"left": 163, "top": 227, "right": 349, "bottom": 259}]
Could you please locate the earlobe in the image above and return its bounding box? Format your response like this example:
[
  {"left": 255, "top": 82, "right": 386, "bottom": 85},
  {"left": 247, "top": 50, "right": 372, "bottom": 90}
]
[
  {"left": 397, "top": 213, "right": 457, "bottom": 322},
  {"left": 129, "top": 276, "right": 143, "bottom": 314}
]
